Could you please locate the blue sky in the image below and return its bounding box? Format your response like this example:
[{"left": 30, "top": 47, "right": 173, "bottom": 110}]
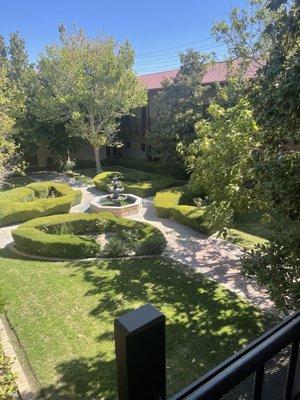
[{"left": 1, "top": 0, "right": 250, "bottom": 74}]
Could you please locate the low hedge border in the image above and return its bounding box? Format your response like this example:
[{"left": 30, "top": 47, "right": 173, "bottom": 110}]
[
  {"left": 12, "top": 213, "right": 166, "bottom": 259},
  {"left": 153, "top": 186, "right": 214, "bottom": 234},
  {"left": 93, "top": 167, "right": 181, "bottom": 198},
  {"left": 153, "top": 186, "right": 272, "bottom": 249},
  {"left": 109, "top": 157, "right": 189, "bottom": 180},
  {"left": 0, "top": 181, "right": 82, "bottom": 226}
]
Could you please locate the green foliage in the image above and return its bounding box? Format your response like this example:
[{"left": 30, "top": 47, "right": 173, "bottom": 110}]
[
  {"left": 241, "top": 225, "right": 300, "bottom": 311},
  {"left": 0, "top": 350, "right": 17, "bottom": 400},
  {"left": 188, "top": 98, "right": 259, "bottom": 228},
  {"left": 153, "top": 186, "right": 214, "bottom": 234},
  {"left": 154, "top": 186, "right": 274, "bottom": 248},
  {"left": 190, "top": 0, "right": 300, "bottom": 310},
  {"left": 93, "top": 167, "right": 178, "bottom": 197},
  {"left": 0, "top": 274, "right": 17, "bottom": 400},
  {"left": 0, "top": 181, "right": 82, "bottom": 226},
  {"left": 12, "top": 212, "right": 166, "bottom": 259},
  {"left": 249, "top": 2, "right": 300, "bottom": 222},
  {"left": 212, "top": 0, "right": 276, "bottom": 61},
  {"left": 105, "top": 156, "right": 189, "bottom": 179},
  {"left": 147, "top": 50, "right": 214, "bottom": 172},
  {"left": 0, "top": 57, "right": 24, "bottom": 187},
  {"left": 38, "top": 26, "right": 147, "bottom": 171}
]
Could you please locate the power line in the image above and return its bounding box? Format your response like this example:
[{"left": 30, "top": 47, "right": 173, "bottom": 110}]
[
  {"left": 135, "top": 53, "right": 229, "bottom": 74},
  {"left": 135, "top": 37, "right": 213, "bottom": 57},
  {"left": 135, "top": 41, "right": 219, "bottom": 61},
  {"left": 135, "top": 44, "right": 225, "bottom": 66}
]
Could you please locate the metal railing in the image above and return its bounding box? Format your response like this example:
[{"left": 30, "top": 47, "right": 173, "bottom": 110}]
[{"left": 114, "top": 305, "right": 300, "bottom": 400}]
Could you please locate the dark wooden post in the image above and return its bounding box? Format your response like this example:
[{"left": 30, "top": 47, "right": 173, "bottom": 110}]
[{"left": 114, "top": 303, "right": 166, "bottom": 400}]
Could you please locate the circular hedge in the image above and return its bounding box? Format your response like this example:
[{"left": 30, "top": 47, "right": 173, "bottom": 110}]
[
  {"left": 93, "top": 167, "right": 178, "bottom": 198},
  {"left": 0, "top": 181, "right": 82, "bottom": 226},
  {"left": 12, "top": 212, "right": 167, "bottom": 259}
]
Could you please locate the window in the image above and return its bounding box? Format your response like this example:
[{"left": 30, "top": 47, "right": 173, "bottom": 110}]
[
  {"left": 126, "top": 141, "right": 131, "bottom": 149},
  {"left": 141, "top": 143, "right": 146, "bottom": 152}
]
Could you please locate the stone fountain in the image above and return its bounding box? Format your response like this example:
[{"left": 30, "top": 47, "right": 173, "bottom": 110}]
[{"left": 90, "top": 174, "right": 142, "bottom": 217}]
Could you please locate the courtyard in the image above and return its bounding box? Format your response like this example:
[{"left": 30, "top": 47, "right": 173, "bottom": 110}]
[
  {"left": 0, "top": 1, "right": 299, "bottom": 398},
  {"left": 0, "top": 169, "right": 278, "bottom": 399}
]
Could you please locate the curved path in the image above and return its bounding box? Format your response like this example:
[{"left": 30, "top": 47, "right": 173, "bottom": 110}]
[{"left": 0, "top": 172, "right": 274, "bottom": 312}]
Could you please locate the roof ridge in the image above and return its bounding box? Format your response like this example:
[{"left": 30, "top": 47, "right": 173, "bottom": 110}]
[
  {"left": 138, "top": 68, "right": 179, "bottom": 77},
  {"left": 137, "top": 59, "right": 240, "bottom": 78}
]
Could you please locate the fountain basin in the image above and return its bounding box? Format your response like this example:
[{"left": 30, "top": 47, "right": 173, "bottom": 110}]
[{"left": 90, "top": 194, "right": 142, "bottom": 217}]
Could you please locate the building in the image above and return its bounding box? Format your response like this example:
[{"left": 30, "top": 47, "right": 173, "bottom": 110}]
[{"left": 35, "top": 59, "right": 259, "bottom": 168}]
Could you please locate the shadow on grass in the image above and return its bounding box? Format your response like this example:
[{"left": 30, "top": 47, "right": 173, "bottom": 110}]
[
  {"left": 38, "top": 355, "right": 116, "bottom": 400},
  {"left": 33, "top": 257, "right": 275, "bottom": 400}
]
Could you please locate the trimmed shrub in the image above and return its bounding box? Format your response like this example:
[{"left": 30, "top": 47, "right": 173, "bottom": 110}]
[
  {"left": 116, "top": 157, "right": 189, "bottom": 180},
  {"left": 0, "top": 350, "right": 17, "bottom": 400},
  {"left": 0, "top": 181, "right": 82, "bottom": 226},
  {"left": 153, "top": 186, "right": 214, "bottom": 234},
  {"left": 12, "top": 212, "right": 166, "bottom": 259},
  {"left": 93, "top": 167, "right": 180, "bottom": 198}
]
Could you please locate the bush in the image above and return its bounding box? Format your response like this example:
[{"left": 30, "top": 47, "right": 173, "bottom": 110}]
[
  {"left": 91, "top": 156, "right": 189, "bottom": 179},
  {"left": 12, "top": 212, "right": 166, "bottom": 259},
  {"left": 0, "top": 294, "right": 17, "bottom": 400},
  {"left": 93, "top": 167, "right": 179, "bottom": 198},
  {"left": 0, "top": 181, "right": 82, "bottom": 226},
  {"left": 153, "top": 186, "right": 214, "bottom": 234},
  {"left": 117, "top": 157, "right": 188, "bottom": 179},
  {"left": 241, "top": 226, "right": 300, "bottom": 311},
  {"left": 0, "top": 350, "right": 17, "bottom": 400}
]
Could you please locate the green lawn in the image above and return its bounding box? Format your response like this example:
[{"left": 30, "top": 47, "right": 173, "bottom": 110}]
[
  {"left": 227, "top": 212, "right": 275, "bottom": 250},
  {"left": 0, "top": 249, "right": 275, "bottom": 399}
]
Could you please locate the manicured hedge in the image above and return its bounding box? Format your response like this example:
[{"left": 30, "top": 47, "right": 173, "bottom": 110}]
[
  {"left": 0, "top": 181, "right": 82, "bottom": 226},
  {"left": 153, "top": 186, "right": 214, "bottom": 234},
  {"left": 12, "top": 212, "right": 167, "bottom": 259},
  {"left": 93, "top": 167, "right": 180, "bottom": 198},
  {"left": 101, "top": 157, "right": 189, "bottom": 180}
]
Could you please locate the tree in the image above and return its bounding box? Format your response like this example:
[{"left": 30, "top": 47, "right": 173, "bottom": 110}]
[
  {"left": 147, "top": 50, "right": 214, "bottom": 174},
  {"left": 187, "top": 95, "right": 259, "bottom": 228},
  {"left": 187, "top": 0, "right": 299, "bottom": 310},
  {"left": 212, "top": 0, "right": 279, "bottom": 63},
  {"left": 38, "top": 26, "right": 147, "bottom": 172},
  {"left": 0, "top": 32, "right": 40, "bottom": 163},
  {"left": 0, "top": 65, "right": 22, "bottom": 187}
]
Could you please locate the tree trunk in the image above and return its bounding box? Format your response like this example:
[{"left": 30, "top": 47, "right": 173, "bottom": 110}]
[{"left": 94, "top": 147, "right": 102, "bottom": 172}]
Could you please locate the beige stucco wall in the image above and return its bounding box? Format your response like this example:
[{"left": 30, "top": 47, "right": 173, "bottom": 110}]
[
  {"left": 70, "top": 142, "right": 107, "bottom": 163},
  {"left": 121, "top": 131, "right": 147, "bottom": 160},
  {"left": 36, "top": 142, "right": 57, "bottom": 168},
  {"left": 36, "top": 140, "right": 107, "bottom": 168}
]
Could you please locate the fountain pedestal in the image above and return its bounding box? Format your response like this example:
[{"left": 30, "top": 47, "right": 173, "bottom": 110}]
[{"left": 90, "top": 194, "right": 142, "bottom": 217}]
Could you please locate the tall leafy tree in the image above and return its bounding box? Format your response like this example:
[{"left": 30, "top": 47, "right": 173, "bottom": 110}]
[
  {"left": 147, "top": 50, "right": 214, "bottom": 174},
  {"left": 188, "top": 0, "right": 300, "bottom": 310},
  {"left": 0, "top": 64, "right": 23, "bottom": 187},
  {"left": 38, "top": 26, "right": 147, "bottom": 172}
]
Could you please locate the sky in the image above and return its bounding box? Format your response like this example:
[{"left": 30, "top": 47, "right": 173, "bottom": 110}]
[{"left": 0, "top": 0, "right": 251, "bottom": 74}]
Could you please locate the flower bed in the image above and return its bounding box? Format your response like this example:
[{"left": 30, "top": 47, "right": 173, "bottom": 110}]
[
  {"left": 0, "top": 181, "right": 82, "bottom": 226},
  {"left": 12, "top": 212, "right": 166, "bottom": 259},
  {"left": 93, "top": 167, "right": 180, "bottom": 198}
]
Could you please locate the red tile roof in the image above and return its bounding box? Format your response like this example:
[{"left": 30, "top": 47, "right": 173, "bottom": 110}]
[{"left": 138, "top": 59, "right": 260, "bottom": 90}]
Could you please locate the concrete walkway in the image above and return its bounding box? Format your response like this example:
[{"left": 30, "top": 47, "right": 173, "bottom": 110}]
[{"left": 1, "top": 172, "right": 273, "bottom": 311}]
